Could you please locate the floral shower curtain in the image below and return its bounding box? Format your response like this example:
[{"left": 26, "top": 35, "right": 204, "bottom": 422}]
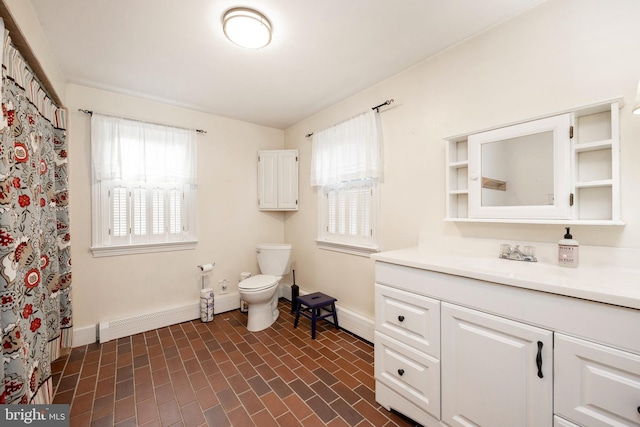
[{"left": 0, "top": 30, "right": 72, "bottom": 404}]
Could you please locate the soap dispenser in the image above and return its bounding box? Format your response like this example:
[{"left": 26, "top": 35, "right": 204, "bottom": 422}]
[{"left": 558, "top": 227, "right": 579, "bottom": 268}]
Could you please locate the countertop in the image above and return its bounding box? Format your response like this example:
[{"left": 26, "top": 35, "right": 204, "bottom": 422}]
[{"left": 371, "top": 247, "right": 640, "bottom": 310}]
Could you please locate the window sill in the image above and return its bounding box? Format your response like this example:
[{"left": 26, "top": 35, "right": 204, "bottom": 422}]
[
  {"left": 315, "top": 240, "right": 379, "bottom": 257},
  {"left": 91, "top": 240, "right": 198, "bottom": 257}
]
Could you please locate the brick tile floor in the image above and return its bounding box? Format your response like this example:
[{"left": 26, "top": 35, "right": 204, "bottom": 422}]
[{"left": 51, "top": 300, "right": 420, "bottom": 426}]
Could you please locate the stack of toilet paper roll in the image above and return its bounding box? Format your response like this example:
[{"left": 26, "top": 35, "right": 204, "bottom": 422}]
[{"left": 200, "top": 288, "right": 214, "bottom": 322}]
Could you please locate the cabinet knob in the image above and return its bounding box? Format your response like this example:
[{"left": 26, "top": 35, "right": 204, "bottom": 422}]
[
  {"left": 397, "top": 369, "right": 405, "bottom": 376},
  {"left": 397, "top": 315, "right": 405, "bottom": 322},
  {"left": 637, "top": 406, "right": 640, "bottom": 414}
]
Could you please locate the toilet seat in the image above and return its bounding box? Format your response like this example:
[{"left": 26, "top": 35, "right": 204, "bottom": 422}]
[{"left": 238, "top": 274, "right": 278, "bottom": 292}]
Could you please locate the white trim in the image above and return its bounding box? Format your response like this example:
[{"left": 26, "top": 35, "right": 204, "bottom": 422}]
[
  {"left": 96, "top": 292, "right": 240, "bottom": 343},
  {"left": 91, "top": 240, "right": 197, "bottom": 257},
  {"left": 315, "top": 239, "right": 379, "bottom": 257},
  {"left": 291, "top": 288, "right": 375, "bottom": 342},
  {"left": 72, "top": 325, "right": 98, "bottom": 347},
  {"left": 337, "top": 305, "right": 375, "bottom": 342},
  {"left": 214, "top": 291, "right": 241, "bottom": 313}
]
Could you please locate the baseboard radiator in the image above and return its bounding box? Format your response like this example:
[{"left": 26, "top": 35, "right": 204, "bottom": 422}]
[
  {"left": 98, "top": 292, "right": 240, "bottom": 343},
  {"left": 95, "top": 286, "right": 375, "bottom": 344}
]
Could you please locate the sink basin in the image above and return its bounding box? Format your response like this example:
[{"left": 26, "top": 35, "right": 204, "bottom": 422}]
[{"left": 449, "top": 255, "right": 544, "bottom": 278}]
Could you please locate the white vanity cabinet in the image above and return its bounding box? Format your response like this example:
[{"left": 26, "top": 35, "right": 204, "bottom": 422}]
[
  {"left": 555, "top": 334, "right": 640, "bottom": 427},
  {"left": 374, "top": 284, "right": 441, "bottom": 421},
  {"left": 372, "top": 256, "right": 640, "bottom": 427},
  {"left": 257, "top": 149, "right": 298, "bottom": 210},
  {"left": 441, "top": 303, "right": 553, "bottom": 427}
]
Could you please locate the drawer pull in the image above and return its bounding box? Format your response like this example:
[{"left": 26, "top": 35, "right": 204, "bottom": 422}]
[
  {"left": 397, "top": 369, "right": 405, "bottom": 376},
  {"left": 637, "top": 406, "right": 640, "bottom": 414},
  {"left": 397, "top": 315, "right": 405, "bottom": 322},
  {"left": 536, "top": 341, "right": 544, "bottom": 378}
]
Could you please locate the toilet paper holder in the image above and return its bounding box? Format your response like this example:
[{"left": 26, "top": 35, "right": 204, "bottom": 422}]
[
  {"left": 197, "top": 262, "right": 215, "bottom": 289},
  {"left": 197, "top": 262, "right": 215, "bottom": 272}
]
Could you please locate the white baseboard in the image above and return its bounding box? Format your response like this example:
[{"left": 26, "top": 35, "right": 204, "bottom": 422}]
[
  {"left": 335, "top": 306, "right": 374, "bottom": 343},
  {"left": 73, "top": 325, "right": 98, "bottom": 347},
  {"left": 72, "top": 287, "right": 374, "bottom": 346},
  {"left": 281, "top": 284, "right": 375, "bottom": 343},
  {"left": 74, "top": 292, "right": 241, "bottom": 345},
  {"left": 215, "top": 291, "right": 241, "bottom": 313}
]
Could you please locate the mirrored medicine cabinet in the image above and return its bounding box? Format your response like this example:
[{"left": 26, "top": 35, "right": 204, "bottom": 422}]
[{"left": 445, "top": 98, "right": 623, "bottom": 225}]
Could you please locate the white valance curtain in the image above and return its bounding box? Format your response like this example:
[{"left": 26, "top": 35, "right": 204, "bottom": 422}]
[
  {"left": 310, "top": 109, "right": 383, "bottom": 186},
  {"left": 91, "top": 113, "right": 197, "bottom": 184}
]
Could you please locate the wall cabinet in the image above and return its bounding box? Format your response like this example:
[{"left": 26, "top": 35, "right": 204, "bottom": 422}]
[
  {"left": 445, "top": 98, "right": 623, "bottom": 224},
  {"left": 257, "top": 150, "right": 298, "bottom": 211},
  {"left": 373, "top": 261, "right": 640, "bottom": 427}
]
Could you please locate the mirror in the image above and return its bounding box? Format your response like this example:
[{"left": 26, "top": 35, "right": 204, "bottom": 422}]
[
  {"left": 481, "top": 131, "right": 554, "bottom": 207},
  {"left": 468, "top": 113, "right": 571, "bottom": 220}
]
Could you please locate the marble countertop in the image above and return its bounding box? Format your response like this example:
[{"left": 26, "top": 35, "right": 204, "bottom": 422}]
[{"left": 371, "top": 247, "right": 640, "bottom": 310}]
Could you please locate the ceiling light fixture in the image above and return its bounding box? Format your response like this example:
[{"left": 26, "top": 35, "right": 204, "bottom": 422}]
[{"left": 222, "top": 7, "right": 272, "bottom": 49}]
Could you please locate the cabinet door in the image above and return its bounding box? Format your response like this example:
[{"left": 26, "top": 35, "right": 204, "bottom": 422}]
[
  {"left": 555, "top": 333, "right": 640, "bottom": 427},
  {"left": 277, "top": 150, "right": 298, "bottom": 210},
  {"left": 441, "top": 302, "right": 553, "bottom": 427},
  {"left": 258, "top": 151, "right": 278, "bottom": 209},
  {"left": 467, "top": 113, "right": 571, "bottom": 220}
]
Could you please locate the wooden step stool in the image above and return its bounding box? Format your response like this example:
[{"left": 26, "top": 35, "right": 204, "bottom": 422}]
[{"left": 293, "top": 292, "right": 339, "bottom": 339}]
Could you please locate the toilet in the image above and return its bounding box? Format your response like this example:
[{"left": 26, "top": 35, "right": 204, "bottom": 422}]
[{"left": 238, "top": 243, "right": 292, "bottom": 332}]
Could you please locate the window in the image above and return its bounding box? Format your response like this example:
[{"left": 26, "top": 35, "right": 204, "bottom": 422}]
[
  {"left": 318, "top": 178, "right": 378, "bottom": 252},
  {"left": 311, "top": 110, "right": 382, "bottom": 255},
  {"left": 90, "top": 114, "right": 197, "bottom": 256}
]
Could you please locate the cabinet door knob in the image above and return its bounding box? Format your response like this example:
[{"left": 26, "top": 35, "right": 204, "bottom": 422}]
[
  {"left": 397, "top": 369, "right": 405, "bottom": 376},
  {"left": 536, "top": 341, "right": 544, "bottom": 379},
  {"left": 397, "top": 315, "right": 405, "bottom": 322}
]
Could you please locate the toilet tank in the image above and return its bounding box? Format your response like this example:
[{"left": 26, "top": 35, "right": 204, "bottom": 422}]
[{"left": 257, "top": 243, "right": 292, "bottom": 276}]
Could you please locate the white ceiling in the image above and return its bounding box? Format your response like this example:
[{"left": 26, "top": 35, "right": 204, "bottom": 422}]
[{"left": 29, "top": 0, "right": 546, "bottom": 129}]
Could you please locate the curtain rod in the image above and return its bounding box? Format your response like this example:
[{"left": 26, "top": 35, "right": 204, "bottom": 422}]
[
  {"left": 305, "top": 99, "right": 394, "bottom": 138},
  {"left": 77, "top": 109, "right": 207, "bottom": 134}
]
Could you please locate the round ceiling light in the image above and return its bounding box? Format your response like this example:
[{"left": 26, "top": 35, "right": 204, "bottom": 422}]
[{"left": 222, "top": 7, "right": 272, "bottom": 49}]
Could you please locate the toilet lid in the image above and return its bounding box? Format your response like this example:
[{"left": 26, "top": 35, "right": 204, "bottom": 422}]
[{"left": 238, "top": 274, "right": 278, "bottom": 291}]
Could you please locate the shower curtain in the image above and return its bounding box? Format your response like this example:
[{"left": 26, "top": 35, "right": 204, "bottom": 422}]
[{"left": 0, "top": 30, "right": 72, "bottom": 404}]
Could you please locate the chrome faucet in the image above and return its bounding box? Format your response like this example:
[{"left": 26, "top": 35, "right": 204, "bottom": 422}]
[{"left": 499, "top": 244, "right": 537, "bottom": 262}]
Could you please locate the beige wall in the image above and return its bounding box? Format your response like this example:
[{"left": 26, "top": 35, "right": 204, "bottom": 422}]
[
  {"left": 66, "top": 84, "right": 285, "bottom": 332},
  {"left": 284, "top": 0, "right": 640, "bottom": 320},
  {"left": 9, "top": 0, "right": 640, "bottom": 338}
]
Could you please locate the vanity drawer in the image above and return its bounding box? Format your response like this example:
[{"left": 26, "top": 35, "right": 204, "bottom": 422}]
[
  {"left": 374, "top": 331, "right": 440, "bottom": 420},
  {"left": 555, "top": 333, "right": 640, "bottom": 427},
  {"left": 375, "top": 283, "right": 440, "bottom": 357}
]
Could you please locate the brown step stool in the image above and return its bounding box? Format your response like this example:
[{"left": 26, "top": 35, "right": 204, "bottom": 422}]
[{"left": 293, "top": 292, "right": 339, "bottom": 339}]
